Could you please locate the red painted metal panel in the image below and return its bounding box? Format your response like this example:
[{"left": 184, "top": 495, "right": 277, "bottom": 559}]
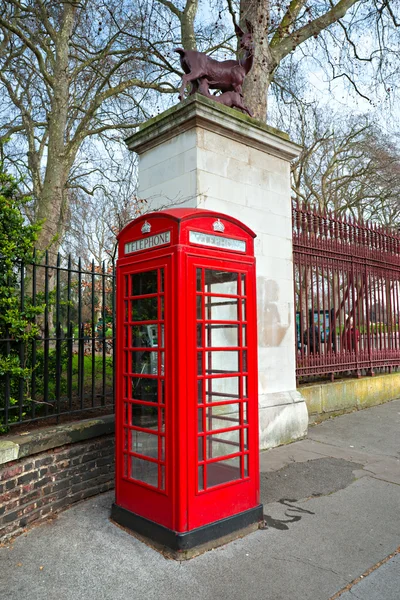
[{"left": 115, "top": 209, "right": 259, "bottom": 534}]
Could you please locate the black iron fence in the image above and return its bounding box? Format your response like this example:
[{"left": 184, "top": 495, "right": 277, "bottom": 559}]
[{"left": 0, "top": 252, "right": 115, "bottom": 430}]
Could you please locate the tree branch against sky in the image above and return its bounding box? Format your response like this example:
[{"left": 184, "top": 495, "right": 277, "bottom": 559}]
[
  {"left": 0, "top": 0, "right": 399, "bottom": 259},
  {"left": 237, "top": 0, "right": 400, "bottom": 120}
]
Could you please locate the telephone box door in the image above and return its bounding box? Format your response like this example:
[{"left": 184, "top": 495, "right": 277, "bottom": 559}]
[
  {"left": 187, "top": 256, "right": 259, "bottom": 530},
  {"left": 116, "top": 256, "right": 173, "bottom": 527}
]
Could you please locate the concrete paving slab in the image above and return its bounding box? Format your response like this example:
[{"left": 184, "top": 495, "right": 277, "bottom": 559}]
[
  {"left": 308, "top": 400, "right": 400, "bottom": 459},
  {"left": 338, "top": 553, "right": 400, "bottom": 600}
]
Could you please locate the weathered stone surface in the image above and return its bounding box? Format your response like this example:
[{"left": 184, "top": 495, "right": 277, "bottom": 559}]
[{"left": 301, "top": 372, "right": 400, "bottom": 423}]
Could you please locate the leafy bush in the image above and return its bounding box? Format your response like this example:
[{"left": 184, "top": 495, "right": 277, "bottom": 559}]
[{"left": 0, "top": 167, "right": 42, "bottom": 428}]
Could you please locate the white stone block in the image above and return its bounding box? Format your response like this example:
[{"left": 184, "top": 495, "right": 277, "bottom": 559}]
[
  {"left": 200, "top": 128, "right": 250, "bottom": 164},
  {"left": 139, "top": 170, "right": 198, "bottom": 212},
  {"left": 258, "top": 399, "right": 308, "bottom": 449},
  {"left": 198, "top": 171, "right": 248, "bottom": 207},
  {"left": 261, "top": 235, "right": 293, "bottom": 260},
  {"left": 139, "top": 129, "right": 197, "bottom": 171}
]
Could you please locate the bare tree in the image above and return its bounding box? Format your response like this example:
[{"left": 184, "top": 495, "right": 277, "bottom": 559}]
[
  {"left": 291, "top": 107, "right": 400, "bottom": 225},
  {"left": 0, "top": 0, "right": 179, "bottom": 256},
  {"left": 235, "top": 1, "right": 400, "bottom": 120},
  {"left": 1, "top": 0, "right": 399, "bottom": 261}
]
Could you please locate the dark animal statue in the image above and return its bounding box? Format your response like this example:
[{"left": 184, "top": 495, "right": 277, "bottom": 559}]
[
  {"left": 205, "top": 90, "right": 253, "bottom": 117},
  {"left": 175, "top": 21, "right": 254, "bottom": 104}
]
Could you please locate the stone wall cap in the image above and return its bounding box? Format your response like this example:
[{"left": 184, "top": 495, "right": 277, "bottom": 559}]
[
  {"left": 0, "top": 415, "right": 115, "bottom": 466},
  {"left": 125, "top": 95, "right": 302, "bottom": 161}
]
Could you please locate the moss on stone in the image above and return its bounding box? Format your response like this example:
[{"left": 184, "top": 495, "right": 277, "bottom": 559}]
[{"left": 137, "top": 94, "right": 290, "bottom": 141}]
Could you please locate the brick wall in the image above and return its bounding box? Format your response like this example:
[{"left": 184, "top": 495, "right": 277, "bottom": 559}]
[{"left": 0, "top": 435, "right": 115, "bottom": 542}]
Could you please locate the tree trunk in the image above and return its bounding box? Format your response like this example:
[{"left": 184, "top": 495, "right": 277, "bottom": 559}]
[
  {"left": 35, "top": 4, "right": 75, "bottom": 260},
  {"left": 240, "top": 0, "right": 275, "bottom": 121}
]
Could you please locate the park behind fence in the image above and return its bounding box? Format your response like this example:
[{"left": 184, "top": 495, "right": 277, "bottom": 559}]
[
  {"left": 293, "top": 201, "right": 400, "bottom": 381},
  {"left": 0, "top": 252, "right": 115, "bottom": 429}
]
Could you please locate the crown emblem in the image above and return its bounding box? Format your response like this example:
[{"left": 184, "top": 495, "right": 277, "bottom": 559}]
[
  {"left": 141, "top": 220, "right": 151, "bottom": 234},
  {"left": 213, "top": 219, "right": 225, "bottom": 233}
]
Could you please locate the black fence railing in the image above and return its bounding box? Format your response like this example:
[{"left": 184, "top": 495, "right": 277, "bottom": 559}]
[{"left": 0, "top": 252, "right": 115, "bottom": 430}]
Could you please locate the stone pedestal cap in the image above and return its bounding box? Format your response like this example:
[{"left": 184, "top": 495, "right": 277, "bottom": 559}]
[{"left": 125, "top": 94, "right": 302, "bottom": 161}]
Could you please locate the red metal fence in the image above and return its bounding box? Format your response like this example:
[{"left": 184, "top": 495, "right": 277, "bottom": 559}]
[{"left": 293, "top": 201, "right": 400, "bottom": 380}]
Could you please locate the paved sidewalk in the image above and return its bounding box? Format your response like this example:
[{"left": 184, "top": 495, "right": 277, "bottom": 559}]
[{"left": 1, "top": 400, "right": 399, "bottom": 600}]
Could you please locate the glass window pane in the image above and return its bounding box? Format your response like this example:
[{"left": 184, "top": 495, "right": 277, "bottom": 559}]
[
  {"left": 131, "top": 270, "right": 158, "bottom": 296},
  {"left": 205, "top": 324, "right": 239, "bottom": 347},
  {"left": 198, "top": 437, "right": 204, "bottom": 462},
  {"left": 131, "top": 429, "right": 158, "bottom": 459},
  {"left": 197, "top": 379, "right": 204, "bottom": 404},
  {"left": 241, "top": 299, "right": 246, "bottom": 321},
  {"left": 205, "top": 298, "right": 238, "bottom": 321},
  {"left": 207, "top": 457, "right": 241, "bottom": 488},
  {"left": 131, "top": 456, "right": 158, "bottom": 487},
  {"left": 131, "top": 297, "right": 158, "bottom": 322},
  {"left": 241, "top": 326, "right": 246, "bottom": 347},
  {"left": 131, "top": 325, "right": 154, "bottom": 348},
  {"left": 205, "top": 404, "right": 240, "bottom": 431},
  {"left": 206, "top": 429, "right": 240, "bottom": 459},
  {"left": 160, "top": 466, "right": 165, "bottom": 490},
  {"left": 160, "top": 296, "right": 164, "bottom": 320},
  {"left": 124, "top": 301, "right": 128, "bottom": 321},
  {"left": 196, "top": 268, "right": 202, "bottom": 291},
  {"left": 197, "top": 296, "right": 202, "bottom": 319},
  {"left": 123, "top": 454, "right": 128, "bottom": 477},
  {"left": 197, "top": 324, "right": 203, "bottom": 347},
  {"left": 205, "top": 270, "right": 238, "bottom": 295},
  {"left": 160, "top": 352, "right": 165, "bottom": 376},
  {"left": 244, "top": 454, "right": 249, "bottom": 477},
  {"left": 242, "top": 350, "right": 247, "bottom": 372},
  {"left": 205, "top": 377, "right": 239, "bottom": 402},
  {"left": 243, "top": 428, "right": 248, "bottom": 451},
  {"left": 205, "top": 351, "right": 239, "bottom": 374},
  {"left": 160, "top": 408, "right": 165, "bottom": 432},
  {"left": 243, "top": 402, "right": 248, "bottom": 424},
  {"left": 197, "top": 352, "right": 203, "bottom": 375},
  {"left": 160, "top": 269, "right": 164, "bottom": 293},
  {"left": 160, "top": 379, "right": 165, "bottom": 404},
  {"left": 131, "top": 404, "right": 158, "bottom": 430},
  {"left": 125, "top": 275, "right": 129, "bottom": 297},
  {"left": 131, "top": 377, "right": 158, "bottom": 402},
  {"left": 198, "top": 408, "right": 204, "bottom": 432},
  {"left": 198, "top": 465, "right": 204, "bottom": 491},
  {"left": 240, "top": 274, "right": 246, "bottom": 296},
  {"left": 124, "top": 429, "right": 128, "bottom": 450},
  {"left": 161, "top": 436, "right": 165, "bottom": 461},
  {"left": 131, "top": 351, "right": 158, "bottom": 375}
]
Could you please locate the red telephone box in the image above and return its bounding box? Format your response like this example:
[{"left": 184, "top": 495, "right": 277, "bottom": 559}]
[{"left": 111, "top": 208, "right": 263, "bottom": 553}]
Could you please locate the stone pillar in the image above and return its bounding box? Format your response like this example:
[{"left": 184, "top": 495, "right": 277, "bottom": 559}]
[{"left": 125, "top": 95, "right": 308, "bottom": 449}]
